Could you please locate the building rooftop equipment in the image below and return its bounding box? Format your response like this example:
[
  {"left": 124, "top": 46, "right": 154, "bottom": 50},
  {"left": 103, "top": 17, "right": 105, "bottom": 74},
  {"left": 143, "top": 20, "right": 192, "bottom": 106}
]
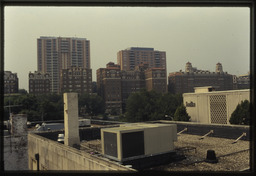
[
  {"left": 28, "top": 120, "right": 251, "bottom": 171},
  {"left": 101, "top": 123, "right": 177, "bottom": 164}
]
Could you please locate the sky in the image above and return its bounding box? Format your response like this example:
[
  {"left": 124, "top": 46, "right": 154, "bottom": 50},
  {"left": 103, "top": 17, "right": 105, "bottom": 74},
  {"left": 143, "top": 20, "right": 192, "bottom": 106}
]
[{"left": 4, "top": 6, "right": 250, "bottom": 91}]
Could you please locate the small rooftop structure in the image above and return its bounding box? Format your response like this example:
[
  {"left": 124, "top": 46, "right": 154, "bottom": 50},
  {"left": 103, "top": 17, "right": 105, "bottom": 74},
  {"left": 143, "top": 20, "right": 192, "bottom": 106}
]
[
  {"left": 194, "top": 86, "right": 216, "bottom": 93},
  {"left": 101, "top": 123, "right": 177, "bottom": 162},
  {"left": 183, "top": 88, "right": 250, "bottom": 124}
]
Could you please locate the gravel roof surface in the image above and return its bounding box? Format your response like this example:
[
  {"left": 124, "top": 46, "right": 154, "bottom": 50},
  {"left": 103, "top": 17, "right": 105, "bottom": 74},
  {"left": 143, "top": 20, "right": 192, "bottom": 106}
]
[{"left": 150, "top": 133, "right": 250, "bottom": 171}]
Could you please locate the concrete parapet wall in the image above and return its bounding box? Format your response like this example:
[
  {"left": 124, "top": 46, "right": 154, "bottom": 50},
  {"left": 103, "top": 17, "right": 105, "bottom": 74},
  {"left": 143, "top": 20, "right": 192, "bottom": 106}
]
[
  {"left": 156, "top": 120, "right": 250, "bottom": 140},
  {"left": 4, "top": 135, "right": 28, "bottom": 170},
  {"left": 28, "top": 133, "right": 135, "bottom": 171}
]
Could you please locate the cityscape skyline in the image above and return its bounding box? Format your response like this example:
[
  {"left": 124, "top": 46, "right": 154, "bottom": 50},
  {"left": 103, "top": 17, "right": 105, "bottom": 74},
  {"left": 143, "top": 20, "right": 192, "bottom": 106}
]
[{"left": 4, "top": 7, "right": 250, "bottom": 90}]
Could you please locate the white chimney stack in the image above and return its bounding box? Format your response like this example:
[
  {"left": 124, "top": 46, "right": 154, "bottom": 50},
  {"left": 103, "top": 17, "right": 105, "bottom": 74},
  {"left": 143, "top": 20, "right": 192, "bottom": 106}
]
[{"left": 63, "top": 93, "right": 80, "bottom": 147}]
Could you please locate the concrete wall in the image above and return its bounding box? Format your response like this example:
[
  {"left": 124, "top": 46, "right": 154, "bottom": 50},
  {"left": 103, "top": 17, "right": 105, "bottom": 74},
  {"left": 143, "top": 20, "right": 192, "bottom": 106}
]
[
  {"left": 4, "top": 135, "right": 28, "bottom": 170},
  {"left": 27, "top": 133, "right": 135, "bottom": 171},
  {"left": 183, "top": 89, "right": 250, "bottom": 124},
  {"left": 156, "top": 120, "right": 250, "bottom": 140}
]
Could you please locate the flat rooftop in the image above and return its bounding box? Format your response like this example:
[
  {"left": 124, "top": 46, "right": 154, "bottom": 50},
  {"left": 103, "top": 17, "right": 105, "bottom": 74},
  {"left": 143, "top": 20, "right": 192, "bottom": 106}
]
[
  {"left": 34, "top": 121, "right": 251, "bottom": 171},
  {"left": 79, "top": 132, "right": 250, "bottom": 171},
  {"left": 149, "top": 133, "right": 250, "bottom": 171}
]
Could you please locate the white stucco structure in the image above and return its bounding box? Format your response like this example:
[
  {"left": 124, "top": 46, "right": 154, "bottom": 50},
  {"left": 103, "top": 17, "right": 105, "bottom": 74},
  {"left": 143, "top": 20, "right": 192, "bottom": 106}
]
[{"left": 183, "top": 87, "right": 250, "bottom": 124}]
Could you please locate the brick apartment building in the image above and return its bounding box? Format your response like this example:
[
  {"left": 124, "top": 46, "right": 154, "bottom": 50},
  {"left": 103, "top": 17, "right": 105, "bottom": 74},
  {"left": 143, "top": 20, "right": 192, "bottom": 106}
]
[
  {"left": 60, "top": 67, "right": 92, "bottom": 95},
  {"left": 97, "top": 62, "right": 167, "bottom": 114},
  {"left": 29, "top": 71, "right": 51, "bottom": 95},
  {"left": 168, "top": 62, "right": 234, "bottom": 94},
  {"left": 97, "top": 62, "right": 122, "bottom": 114},
  {"left": 4, "top": 71, "right": 19, "bottom": 94},
  {"left": 145, "top": 68, "right": 167, "bottom": 93}
]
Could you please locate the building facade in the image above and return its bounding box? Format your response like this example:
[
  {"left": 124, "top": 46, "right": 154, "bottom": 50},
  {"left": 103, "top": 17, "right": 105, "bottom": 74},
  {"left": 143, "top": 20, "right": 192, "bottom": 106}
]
[
  {"left": 4, "top": 71, "right": 19, "bottom": 94},
  {"left": 183, "top": 87, "right": 250, "bottom": 124},
  {"left": 29, "top": 71, "right": 51, "bottom": 95},
  {"left": 37, "top": 36, "right": 90, "bottom": 93},
  {"left": 233, "top": 73, "right": 250, "bottom": 90},
  {"left": 60, "top": 67, "right": 92, "bottom": 94},
  {"left": 97, "top": 62, "right": 122, "bottom": 114},
  {"left": 168, "top": 62, "right": 234, "bottom": 94},
  {"left": 117, "top": 47, "right": 166, "bottom": 71},
  {"left": 120, "top": 69, "right": 145, "bottom": 110},
  {"left": 97, "top": 62, "right": 167, "bottom": 114},
  {"left": 145, "top": 68, "right": 167, "bottom": 93}
]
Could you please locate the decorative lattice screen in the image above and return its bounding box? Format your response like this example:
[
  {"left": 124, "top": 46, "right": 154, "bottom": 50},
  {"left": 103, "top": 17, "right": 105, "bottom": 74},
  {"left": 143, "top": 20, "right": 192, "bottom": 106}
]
[{"left": 209, "top": 95, "right": 227, "bottom": 124}]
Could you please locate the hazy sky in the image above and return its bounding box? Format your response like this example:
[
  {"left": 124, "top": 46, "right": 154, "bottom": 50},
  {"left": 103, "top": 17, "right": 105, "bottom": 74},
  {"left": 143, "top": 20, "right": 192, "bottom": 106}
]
[{"left": 4, "top": 6, "right": 250, "bottom": 91}]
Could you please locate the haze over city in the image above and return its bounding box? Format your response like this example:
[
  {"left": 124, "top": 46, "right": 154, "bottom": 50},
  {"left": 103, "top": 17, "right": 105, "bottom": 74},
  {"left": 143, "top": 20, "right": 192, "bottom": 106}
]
[{"left": 4, "top": 6, "right": 250, "bottom": 90}]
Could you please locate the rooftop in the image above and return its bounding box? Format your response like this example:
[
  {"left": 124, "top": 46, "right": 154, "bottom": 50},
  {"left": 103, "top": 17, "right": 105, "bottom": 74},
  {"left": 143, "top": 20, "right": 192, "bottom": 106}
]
[
  {"left": 126, "top": 47, "right": 154, "bottom": 51},
  {"left": 150, "top": 133, "right": 250, "bottom": 171},
  {"left": 33, "top": 121, "right": 251, "bottom": 171}
]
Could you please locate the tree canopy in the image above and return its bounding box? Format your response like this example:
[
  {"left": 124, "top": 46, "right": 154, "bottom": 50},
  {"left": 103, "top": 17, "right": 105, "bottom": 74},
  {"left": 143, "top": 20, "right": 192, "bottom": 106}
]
[
  {"left": 78, "top": 93, "right": 105, "bottom": 116},
  {"left": 173, "top": 104, "right": 191, "bottom": 121},
  {"left": 229, "top": 100, "right": 250, "bottom": 125},
  {"left": 123, "top": 89, "right": 182, "bottom": 122},
  {"left": 4, "top": 93, "right": 63, "bottom": 121},
  {"left": 4, "top": 92, "right": 106, "bottom": 121}
]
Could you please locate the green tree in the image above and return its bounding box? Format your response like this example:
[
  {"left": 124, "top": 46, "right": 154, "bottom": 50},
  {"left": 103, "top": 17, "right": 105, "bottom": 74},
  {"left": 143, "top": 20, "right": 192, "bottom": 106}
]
[
  {"left": 229, "top": 100, "right": 250, "bottom": 125},
  {"left": 124, "top": 90, "right": 181, "bottom": 122},
  {"left": 38, "top": 93, "right": 64, "bottom": 121},
  {"left": 160, "top": 93, "right": 182, "bottom": 119},
  {"left": 173, "top": 104, "right": 191, "bottom": 121},
  {"left": 4, "top": 93, "right": 64, "bottom": 122},
  {"left": 78, "top": 93, "right": 105, "bottom": 116},
  {"left": 18, "top": 89, "right": 28, "bottom": 94}
]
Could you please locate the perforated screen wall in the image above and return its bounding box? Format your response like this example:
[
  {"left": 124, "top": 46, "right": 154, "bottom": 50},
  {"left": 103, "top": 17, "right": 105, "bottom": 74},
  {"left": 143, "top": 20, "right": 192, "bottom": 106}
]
[{"left": 209, "top": 95, "right": 227, "bottom": 124}]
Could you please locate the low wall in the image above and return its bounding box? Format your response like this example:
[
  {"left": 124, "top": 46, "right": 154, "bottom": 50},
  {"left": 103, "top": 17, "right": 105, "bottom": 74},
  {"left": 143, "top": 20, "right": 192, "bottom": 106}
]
[
  {"left": 155, "top": 120, "right": 250, "bottom": 140},
  {"left": 4, "top": 135, "right": 28, "bottom": 170},
  {"left": 35, "top": 126, "right": 118, "bottom": 142},
  {"left": 28, "top": 133, "right": 135, "bottom": 171}
]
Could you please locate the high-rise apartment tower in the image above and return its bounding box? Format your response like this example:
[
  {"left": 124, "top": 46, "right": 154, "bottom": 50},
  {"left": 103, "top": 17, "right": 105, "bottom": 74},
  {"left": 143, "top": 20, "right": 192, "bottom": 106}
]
[
  {"left": 37, "top": 36, "right": 90, "bottom": 93},
  {"left": 117, "top": 47, "right": 166, "bottom": 71}
]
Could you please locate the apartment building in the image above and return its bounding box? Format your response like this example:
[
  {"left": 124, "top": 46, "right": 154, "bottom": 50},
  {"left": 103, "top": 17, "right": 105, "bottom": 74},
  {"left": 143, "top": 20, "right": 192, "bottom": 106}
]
[
  {"left": 168, "top": 62, "right": 234, "bottom": 94},
  {"left": 29, "top": 71, "right": 51, "bottom": 95},
  {"left": 117, "top": 47, "right": 166, "bottom": 71},
  {"left": 60, "top": 67, "right": 92, "bottom": 95},
  {"left": 97, "top": 62, "right": 167, "bottom": 114},
  {"left": 145, "top": 68, "right": 167, "bottom": 93},
  {"left": 37, "top": 36, "right": 90, "bottom": 93},
  {"left": 4, "top": 71, "right": 19, "bottom": 94},
  {"left": 97, "top": 62, "right": 122, "bottom": 114}
]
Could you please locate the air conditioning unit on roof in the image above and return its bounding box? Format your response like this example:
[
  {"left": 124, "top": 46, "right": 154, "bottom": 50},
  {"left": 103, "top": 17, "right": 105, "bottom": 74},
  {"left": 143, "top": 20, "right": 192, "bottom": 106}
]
[{"left": 101, "top": 123, "right": 177, "bottom": 162}]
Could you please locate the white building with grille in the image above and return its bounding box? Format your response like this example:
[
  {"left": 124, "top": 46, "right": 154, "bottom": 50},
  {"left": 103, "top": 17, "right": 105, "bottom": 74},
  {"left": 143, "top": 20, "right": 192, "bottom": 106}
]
[{"left": 183, "top": 87, "right": 250, "bottom": 124}]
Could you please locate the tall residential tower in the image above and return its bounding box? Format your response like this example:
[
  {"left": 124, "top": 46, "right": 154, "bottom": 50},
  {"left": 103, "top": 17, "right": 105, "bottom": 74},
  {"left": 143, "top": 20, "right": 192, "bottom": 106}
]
[
  {"left": 117, "top": 47, "right": 166, "bottom": 71},
  {"left": 37, "top": 36, "right": 90, "bottom": 93}
]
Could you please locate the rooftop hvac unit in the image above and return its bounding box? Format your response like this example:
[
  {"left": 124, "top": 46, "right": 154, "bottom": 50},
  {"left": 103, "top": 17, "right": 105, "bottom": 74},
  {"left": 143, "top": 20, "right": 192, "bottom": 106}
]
[{"left": 101, "top": 123, "right": 177, "bottom": 162}]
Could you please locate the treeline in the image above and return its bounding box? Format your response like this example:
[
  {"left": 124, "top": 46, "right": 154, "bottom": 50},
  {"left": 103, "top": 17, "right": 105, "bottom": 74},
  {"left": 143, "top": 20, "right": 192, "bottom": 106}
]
[
  {"left": 5, "top": 89, "right": 248, "bottom": 125},
  {"left": 4, "top": 93, "right": 63, "bottom": 121},
  {"left": 4, "top": 92, "right": 105, "bottom": 122},
  {"left": 121, "top": 89, "right": 190, "bottom": 122}
]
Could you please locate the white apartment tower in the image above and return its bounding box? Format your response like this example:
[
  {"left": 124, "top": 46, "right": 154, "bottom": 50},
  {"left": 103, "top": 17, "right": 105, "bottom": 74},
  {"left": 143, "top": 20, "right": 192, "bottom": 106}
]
[{"left": 37, "top": 36, "right": 90, "bottom": 93}]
